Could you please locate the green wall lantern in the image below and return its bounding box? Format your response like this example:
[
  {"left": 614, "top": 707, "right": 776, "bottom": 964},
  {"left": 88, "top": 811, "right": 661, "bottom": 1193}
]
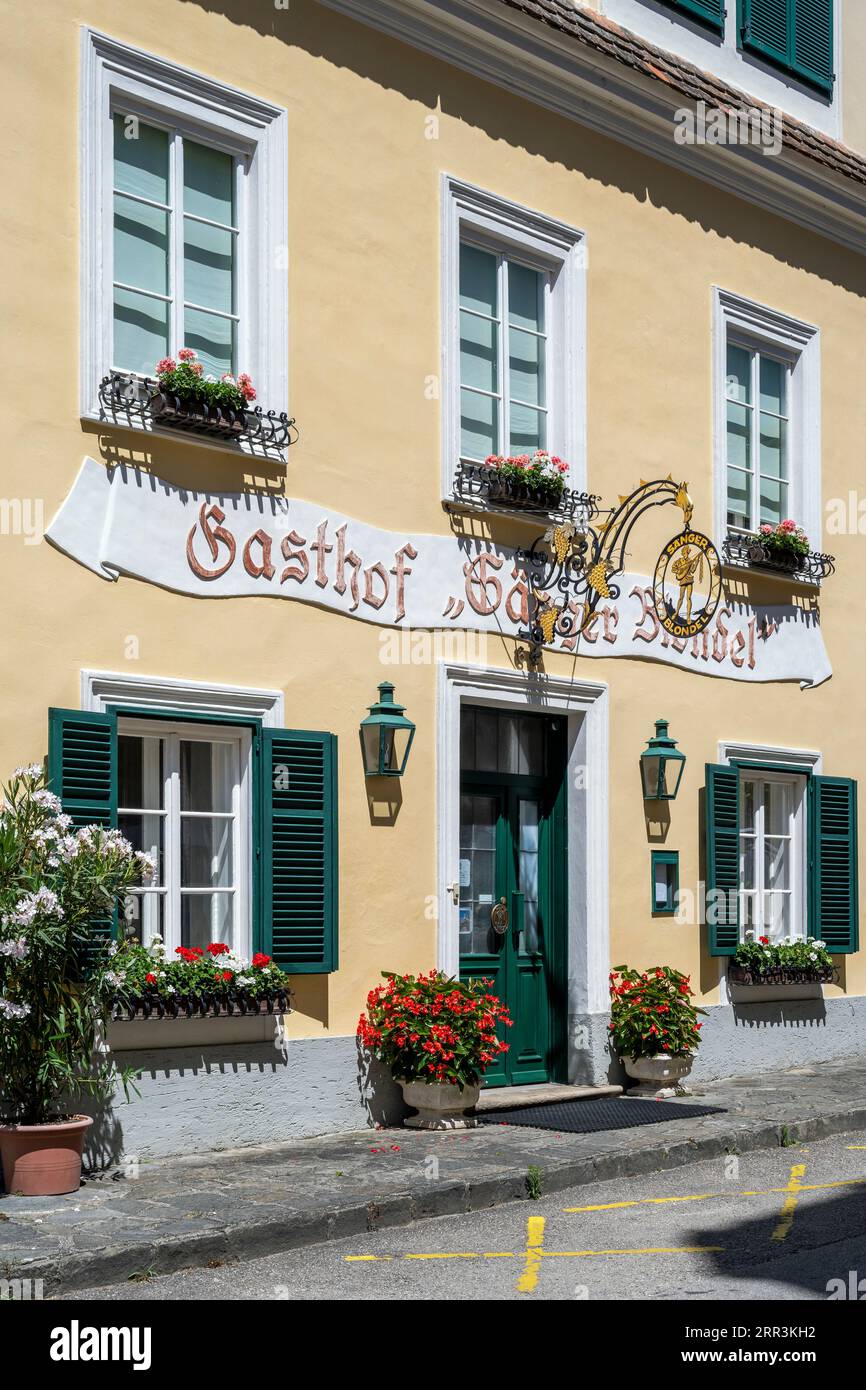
[
  {"left": 360, "top": 681, "right": 416, "bottom": 777},
  {"left": 640, "top": 719, "right": 686, "bottom": 801}
]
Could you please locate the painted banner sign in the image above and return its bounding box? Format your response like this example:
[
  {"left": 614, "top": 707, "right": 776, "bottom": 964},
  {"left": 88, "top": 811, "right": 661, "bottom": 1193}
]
[{"left": 46, "top": 459, "right": 832, "bottom": 687}]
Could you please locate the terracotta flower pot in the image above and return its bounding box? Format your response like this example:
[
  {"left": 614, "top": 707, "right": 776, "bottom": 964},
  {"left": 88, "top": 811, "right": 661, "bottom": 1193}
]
[
  {"left": 398, "top": 1079, "right": 480, "bottom": 1129},
  {"left": 0, "top": 1115, "right": 93, "bottom": 1196}
]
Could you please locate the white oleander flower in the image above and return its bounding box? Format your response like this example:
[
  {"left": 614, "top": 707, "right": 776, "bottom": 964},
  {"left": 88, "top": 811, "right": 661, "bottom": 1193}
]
[
  {"left": 0, "top": 937, "right": 28, "bottom": 960},
  {"left": 0, "top": 997, "right": 31, "bottom": 1020}
]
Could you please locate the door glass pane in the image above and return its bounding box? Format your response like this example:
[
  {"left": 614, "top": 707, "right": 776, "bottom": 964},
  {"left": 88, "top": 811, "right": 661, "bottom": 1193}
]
[
  {"left": 458, "top": 794, "right": 497, "bottom": 955},
  {"left": 508, "top": 262, "right": 544, "bottom": 333},
  {"left": 474, "top": 710, "right": 498, "bottom": 774},
  {"left": 183, "top": 141, "right": 234, "bottom": 226},
  {"left": 181, "top": 893, "right": 235, "bottom": 950},
  {"left": 180, "top": 817, "right": 234, "bottom": 888},
  {"left": 113, "top": 116, "right": 169, "bottom": 205},
  {"left": 497, "top": 714, "right": 519, "bottom": 775},
  {"left": 114, "top": 195, "right": 169, "bottom": 295},
  {"left": 518, "top": 800, "right": 540, "bottom": 955},
  {"left": 113, "top": 286, "right": 169, "bottom": 374},
  {"left": 460, "top": 707, "right": 476, "bottom": 773},
  {"left": 180, "top": 741, "right": 234, "bottom": 812},
  {"left": 517, "top": 717, "right": 544, "bottom": 776},
  {"left": 184, "top": 218, "right": 235, "bottom": 314},
  {"left": 183, "top": 305, "right": 235, "bottom": 377},
  {"left": 725, "top": 344, "right": 751, "bottom": 404},
  {"left": 459, "top": 310, "right": 498, "bottom": 394},
  {"left": 459, "top": 243, "right": 497, "bottom": 317}
]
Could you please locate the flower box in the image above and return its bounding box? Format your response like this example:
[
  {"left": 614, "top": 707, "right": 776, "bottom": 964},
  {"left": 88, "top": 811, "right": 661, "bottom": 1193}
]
[
  {"left": 111, "top": 988, "right": 292, "bottom": 1021},
  {"left": 148, "top": 391, "right": 246, "bottom": 439},
  {"left": 728, "top": 963, "right": 836, "bottom": 987},
  {"left": 453, "top": 458, "right": 595, "bottom": 523},
  {"left": 722, "top": 530, "right": 835, "bottom": 584},
  {"left": 98, "top": 371, "right": 294, "bottom": 452}
]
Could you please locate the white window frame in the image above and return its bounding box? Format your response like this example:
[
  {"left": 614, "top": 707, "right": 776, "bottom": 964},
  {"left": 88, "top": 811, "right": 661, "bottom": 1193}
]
[
  {"left": 118, "top": 715, "right": 253, "bottom": 959},
  {"left": 80, "top": 28, "right": 288, "bottom": 433},
  {"left": 737, "top": 767, "right": 807, "bottom": 944},
  {"left": 713, "top": 288, "right": 821, "bottom": 555},
  {"left": 441, "top": 176, "right": 586, "bottom": 501}
]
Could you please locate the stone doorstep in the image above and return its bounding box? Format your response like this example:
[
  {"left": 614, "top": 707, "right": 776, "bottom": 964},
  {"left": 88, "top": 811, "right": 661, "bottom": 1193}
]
[{"left": 474, "top": 1082, "right": 623, "bottom": 1113}]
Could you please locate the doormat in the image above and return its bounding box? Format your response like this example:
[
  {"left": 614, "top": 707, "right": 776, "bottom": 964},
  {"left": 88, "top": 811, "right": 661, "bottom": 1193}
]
[{"left": 478, "top": 1096, "right": 726, "bottom": 1134}]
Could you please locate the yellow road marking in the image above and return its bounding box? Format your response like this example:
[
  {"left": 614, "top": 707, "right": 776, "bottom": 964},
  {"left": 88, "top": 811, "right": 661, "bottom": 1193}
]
[
  {"left": 517, "top": 1216, "right": 545, "bottom": 1293},
  {"left": 565, "top": 1193, "right": 718, "bottom": 1213},
  {"left": 847, "top": 1145, "right": 866, "bottom": 1150},
  {"left": 344, "top": 1244, "right": 724, "bottom": 1265},
  {"left": 771, "top": 1163, "right": 806, "bottom": 1242}
]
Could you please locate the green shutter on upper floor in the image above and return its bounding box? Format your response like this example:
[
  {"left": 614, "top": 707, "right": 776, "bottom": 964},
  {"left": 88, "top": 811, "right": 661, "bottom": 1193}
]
[
  {"left": 47, "top": 707, "right": 119, "bottom": 955},
  {"left": 705, "top": 764, "right": 741, "bottom": 956},
  {"left": 740, "top": 0, "right": 834, "bottom": 95},
  {"left": 809, "top": 776, "right": 858, "bottom": 954},
  {"left": 669, "top": 0, "right": 727, "bottom": 33},
  {"left": 259, "top": 728, "right": 338, "bottom": 974}
]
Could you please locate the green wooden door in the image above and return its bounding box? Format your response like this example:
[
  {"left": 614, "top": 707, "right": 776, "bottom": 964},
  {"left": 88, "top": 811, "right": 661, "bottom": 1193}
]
[{"left": 458, "top": 709, "right": 567, "bottom": 1088}]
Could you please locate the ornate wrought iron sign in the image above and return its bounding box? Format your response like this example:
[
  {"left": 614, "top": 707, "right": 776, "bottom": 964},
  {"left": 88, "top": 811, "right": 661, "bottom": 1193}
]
[{"left": 517, "top": 477, "right": 723, "bottom": 655}]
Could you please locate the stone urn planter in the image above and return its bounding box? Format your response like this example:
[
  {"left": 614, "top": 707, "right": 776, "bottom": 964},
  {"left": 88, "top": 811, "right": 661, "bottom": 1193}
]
[
  {"left": 0, "top": 1115, "right": 93, "bottom": 1196},
  {"left": 621, "top": 1054, "right": 694, "bottom": 1098},
  {"left": 399, "top": 1079, "right": 480, "bottom": 1129}
]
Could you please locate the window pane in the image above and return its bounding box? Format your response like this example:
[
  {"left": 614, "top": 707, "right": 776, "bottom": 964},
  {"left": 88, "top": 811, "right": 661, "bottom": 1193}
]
[
  {"left": 497, "top": 714, "right": 519, "bottom": 775},
  {"left": 474, "top": 710, "right": 498, "bottom": 774},
  {"left": 510, "top": 401, "right": 545, "bottom": 453},
  {"left": 181, "top": 893, "right": 235, "bottom": 951},
  {"left": 763, "top": 892, "right": 790, "bottom": 941},
  {"left": 183, "top": 306, "right": 235, "bottom": 377},
  {"left": 459, "top": 243, "right": 497, "bottom": 317},
  {"left": 740, "top": 835, "right": 756, "bottom": 891},
  {"left": 760, "top": 475, "right": 787, "bottom": 526},
  {"left": 759, "top": 356, "right": 786, "bottom": 415},
  {"left": 113, "top": 286, "right": 169, "bottom": 374},
  {"left": 760, "top": 413, "right": 787, "bottom": 481},
  {"left": 765, "top": 781, "right": 792, "bottom": 836},
  {"left": 119, "top": 813, "right": 165, "bottom": 887},
  {"left": 118, "top": 735, "right": 164, "bottom": 810},
  {"left": 114, "top": 194, "right": 169, "bottom": 296},
  {"left": 460, "top": 387, "right": 498, "bottom": 460},
  {"left": 113, "top": 116, "right": 169, "bottom": 205},
  {"left": 509, "top": 326, "right": 545, "bottom": 407},
  {"left": 181, "top": 816, "right": 234, "bottom": 888},
  {"left": 518, "top": 717, "right": 544, "bottom": 776},
  {"left": 459, "top": 310, "right": 498, "bottom": 393},
  {"left": 122, "top": 891, "right": 165, "bottom": 943},
  {"left": 184, "top": 218, "right": 234, "bottom": 315},
  {"left": 726, "top": 400, "right": 751, "bottom": 471},
  {"left": 460, "top": 708, "right": 476, "bottom": 775},
  {"left": 726, "top": 344, "right": 751, "bottom": 403},
  {"left": 180, "top": 741, "right": 234, "bottom": 812},
  {"left": 183, "top": 141, "right": 234, "bottom": 226},
  {"left": 508, "top": 261, "right": 544, "bottom": 333},
  {"left": 742, "top": 780, "right": 757, "bottom": 831},
  {"left": 727, "top": 467, "right": 751, "bottom": 530},
  {"left": 765, "top": 837, "right": 790, "bottom": 891}
]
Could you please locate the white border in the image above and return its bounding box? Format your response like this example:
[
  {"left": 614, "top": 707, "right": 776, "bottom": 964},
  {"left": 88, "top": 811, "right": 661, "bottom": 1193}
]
[
  {"left": 440, "top": 176, "right": 587, "bottom": 500},
  {"left": 81, "top": 669, "right": 285, "bottom": 727},
  {"left": 712, "top": 287, "right": 821, "bottom": 553},
  {"left": 80, "top": 28, "right": 288, "bottom": 431},
  {"left": 718, "top": 739, "right": 823, "bottom": 774},
  {"left": 436, "top": 663, "right": 609, "bottom": 1020}
]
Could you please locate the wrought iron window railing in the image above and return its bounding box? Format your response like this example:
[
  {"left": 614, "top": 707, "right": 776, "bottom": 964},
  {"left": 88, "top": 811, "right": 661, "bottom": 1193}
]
[
  {"left": 452, "top": 461, "right": 598, "bottom": 524},
  {"left": 111, "top": 986, "right": 293, "bottom": 1021},
  {"left": 722, "top": 531, "right": 835, "bottom": 584},
  {"left": 98, "top": 371, "right": 295, "bottom": 453},
  {"left": 728, "top": 963, "right": 837, "bottom": 987}
]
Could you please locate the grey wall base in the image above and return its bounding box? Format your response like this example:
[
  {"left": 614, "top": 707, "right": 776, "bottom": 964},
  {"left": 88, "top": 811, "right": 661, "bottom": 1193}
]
[
  {"left": 85, "top": 995, "right": 866, "bottom": 1163},
  {"left": 84, "top": 1035, "right": 406, "bottom": 1166}
]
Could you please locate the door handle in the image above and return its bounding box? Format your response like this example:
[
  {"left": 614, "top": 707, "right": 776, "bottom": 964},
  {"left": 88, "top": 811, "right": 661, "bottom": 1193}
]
[{"left": 490, "top": 896, "right": 509, "bottom": 935}]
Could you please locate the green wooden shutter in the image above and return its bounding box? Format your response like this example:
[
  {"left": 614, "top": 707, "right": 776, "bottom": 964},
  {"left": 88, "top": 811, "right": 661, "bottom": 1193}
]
[
  {"left": 705, "top": 764, "right": 740, "bottom": 955},
  {"left": 259, "top": 728, "right": 338, "bottom": 974},
  {"left": 792, "top": 0, "right": 834, "bottom": 93},
  {"left": 47, "top": 707, "right": 118, "bottom": 956},
  {"left": 809, "top": 776, "right": 858, "bottom": 954},
  {"left": 670, "top": 0, "right": 727, "bottom": 33},
  {"left": 741, "top": 1, "right": 834, "bottom": 93}
]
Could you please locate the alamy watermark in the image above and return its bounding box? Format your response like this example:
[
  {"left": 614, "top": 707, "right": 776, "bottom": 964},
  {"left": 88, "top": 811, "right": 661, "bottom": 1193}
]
[{"left": 674, "top": 101, "right": 783, "bottom": 158}]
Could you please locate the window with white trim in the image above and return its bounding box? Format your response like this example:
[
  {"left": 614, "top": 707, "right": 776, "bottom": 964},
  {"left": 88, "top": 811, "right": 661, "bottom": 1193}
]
[
  {"left": 112, "top": 113, "right": 241, "bottom": 378},
  {"left": 81, "top": 30, "right": 287, "bottom": 419},
  {"left": 118, "top": 718, "right": 251, "bottom": 957},
  {"left": 713, "top": 290, "right": 821, "bottom": 549},
  {"left": 442, "top": 178, "right": 586, "bottom": 495},
  {"left": 738, "top": 769, "right": 806, "bottom": 942}
]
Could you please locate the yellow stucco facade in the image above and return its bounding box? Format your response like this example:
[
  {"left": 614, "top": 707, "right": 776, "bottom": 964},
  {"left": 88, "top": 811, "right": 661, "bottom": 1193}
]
[{"left": 2, "top": 0, "right": 865, "bottom": 1143}]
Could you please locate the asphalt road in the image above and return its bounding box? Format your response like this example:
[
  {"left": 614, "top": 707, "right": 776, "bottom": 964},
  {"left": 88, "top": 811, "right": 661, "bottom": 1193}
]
[{"left": 65, "top": 1130, "right": 866, "bottom": 1301}]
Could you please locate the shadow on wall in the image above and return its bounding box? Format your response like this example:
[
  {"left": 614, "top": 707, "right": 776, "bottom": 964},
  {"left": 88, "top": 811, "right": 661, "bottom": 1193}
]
[{"left": 356, "top": 1039, "right": 409, "bottom": 1128}]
